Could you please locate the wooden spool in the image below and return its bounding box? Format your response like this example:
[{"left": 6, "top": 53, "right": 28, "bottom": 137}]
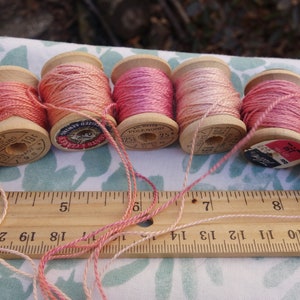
[
  {"left": 111, "top": 54, "right": 179, "bottom": 150},
  {"left": 243, "top": 69, "right": 300, "bottom": 168},
  {"left": 0, "top": 66, "right": 51, "bottom": 166},
  {"left": 172, "top": 56, "right": 247, "bottom": 155},
  {"left": 41, "top": 51, "right": 116, "bottom": 151}
]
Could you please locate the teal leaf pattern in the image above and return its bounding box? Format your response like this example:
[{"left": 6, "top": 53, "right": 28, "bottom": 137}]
[
  {"left": 231, "top": 71, "right": 243, "bottom": 96},
  {"left": 180, "top": 258, "right": 198, "bottom": 300},
  {"left": 192, "top": 182, "right": 217, "bottom": 191},
  {"left": 72, "top": 146, "right": 112, "bottom": 189},
  {"left": 102, "top": 259, "right": 149, "bottom": 287},
  {"left": 131, "top": 48, "right": 159, "bottom": 56},
  {"left": 100, "top": 48, "right": 123, "bottom": 76},
  {"left": 1, "top": 46, "right": 28, "bottom": 68},
  {"left": 208, "top": 153, "right": 228, "bottom": 174},
  {"left": 102, "top": 163, "right": 164, "bottom": 191},
  {"left": 22, "top": 150, "right": 76, "bottom": 191},
  {"left": 286, "top": 165, "right": 300, "bottom": 182},
  {"left": 282, "top": 282, "right": 300, "bottom": 300},
  {"left": 230, "top": 56, "right": 266, "bottom": 71},
  {"left": 138, "top": 175, "right": 164, "bottom": 191},
  {"left": 55, "top": 270, "right": 85, "bottom": 300},
  {"left": 41, "top": 40, "right": 61, "bottom": 47},
  {"left": 0, "top": 167, "right": 21, "bottom": 182},
  {"left": 173, "top": 51, "right": 199, "bottom": 63},
  {"left": 155, "top": 258, "right": 174, "bottom": 300},
  {"left": 46, "top": 259, "right": 81, "bottom": 273},
  {"left": 205, "top": 259, "right": 223, "bottom": 286},
  {"left": 0, "top": 260, "right": 25, "bottom": 277},
  {"left": 229, "top": 154, "right": 248, "bottom": 178},
  {"left": 1, "top": 36, "right": 300, "bottom": 300},
  {"left": 263, "top": 258, "right": 300, "bottom": 288},
  {"left": 182, "top": 154, "right": 210, "bottom": 174},
  {"left": 0, "top": 277, "right": 32, "bottom": 300},
  {"left": 168, "top": 57, "right": 180, "bottom": 69},
  {"left": 102, "top": 163, "right": 130, "bottom": 191},
  {"left": 75, "top": 47, "right": 88, "bottom": 52}
]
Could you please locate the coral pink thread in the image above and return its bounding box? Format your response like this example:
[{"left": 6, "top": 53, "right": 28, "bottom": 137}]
[
  {"left": 37, "top": 69, "right": 300, "bottom": 299},
  {"left": 241, "top": 79, "right": 300, "bottom": 132},
  {"left": 0, "top": 82, "right": 48, "bottom": 129},
  {"left": 174, "top": 67, "right": 242, "bottom": 130},
  {"left": 4, "top": 67, "right": 300, "bottom": 300},
  {"left": 39, "top": 63, "right": 114, "bottom": 126},
  {"left": 113, "top": 67, "right": 174, "bottom": 122}
]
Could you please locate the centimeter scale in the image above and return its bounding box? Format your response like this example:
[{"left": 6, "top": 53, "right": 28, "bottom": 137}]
[{"left": 0, "top": 190, "right": 300, "bottom": 259}]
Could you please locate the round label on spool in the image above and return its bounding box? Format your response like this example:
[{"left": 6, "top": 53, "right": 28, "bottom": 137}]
[
  {"left": 0, "top": 129, "right": 50, "bottom": 166},
  {"left": 179, "top": 115, "right": 247, "bottom": 154},
  {"left": 53, "top": 117, "right": 114, "bottom": 150},
  {"left": 117, "top": 113, "right": 178, "bottom": 150},
  {"left": 244, "top": 139, "right": 300, "bottom": 168}
]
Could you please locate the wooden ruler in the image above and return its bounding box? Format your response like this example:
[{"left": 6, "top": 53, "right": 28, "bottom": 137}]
[{"left": 1, "top": 190, "right": 300, "bottom": 259}]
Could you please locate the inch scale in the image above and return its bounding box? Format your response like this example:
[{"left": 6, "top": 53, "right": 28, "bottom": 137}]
[{"left": 0, "top": 190, "right": 300, "bottom": 259}]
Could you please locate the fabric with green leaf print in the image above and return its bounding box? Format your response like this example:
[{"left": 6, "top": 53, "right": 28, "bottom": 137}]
[{"left": 1, "top": 37, "right": 300, "bottom": 300}]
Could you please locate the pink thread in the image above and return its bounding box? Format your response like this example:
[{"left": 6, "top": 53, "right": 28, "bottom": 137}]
[
  {"left": 241, "top": 79, "right": 300, "bottom": 132},
  {"left": 0, "top": 82, "right": 48, "bottom": 129},
  {"left": 39, "top": 63, "right": 114, "bottom": 127},
  {"left": 174, "top": 67, "right": 242, "bottom": 130},
  {"left": 34, "top": 109, "right": 160, "bottom": 299},
  {"left": 113, "top": 67, "right": 174, "bottom": 122},
  {"left": 37, "top": 70, "right": 300, "bottom": 299},
  {"left": 94, "top": 81, "right": 300, "bottom": 298},
  {"left": 3, "top": 66, "right": 300, "bottom": 299}
]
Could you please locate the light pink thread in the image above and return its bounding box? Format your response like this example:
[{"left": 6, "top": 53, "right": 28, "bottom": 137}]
[
  {"left": 37, "top": 70, "right": 300, "bottom": 299},
  {"left": 113, "top": 67, "right": 174, "bottom": 122},
  {"left": 94, "top": 79, "right": 300, "bottom": 298},
  {"left": 174, "top": 67, "right": 242, "bottom": 130},
  {"left": 241, "top": 79, "right": 300, "bottom": 132},
  {"left": 2, "top": 67, "right": 300, "bottom": 299}
]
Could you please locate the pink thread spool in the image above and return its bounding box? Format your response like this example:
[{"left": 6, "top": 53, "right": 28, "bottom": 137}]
[
  {"left": 0, "top": 66, "right": 51, "bottom": 166},
  {"left": 40, "top": 51, "right": 116, "bottom": 151},
  {"left": 172, "top": 56, "right": 246, "bottom": 154},
  {"left": 242, "top": 69, "right": 300, "bottom": 168},
  {"left": 111, "top": 54, "right": 179, "bottom": 150}
]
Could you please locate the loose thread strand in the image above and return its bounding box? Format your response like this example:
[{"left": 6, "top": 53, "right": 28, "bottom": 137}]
[{"left": 98, "top": 85, "right": 300, "bottom": 284}]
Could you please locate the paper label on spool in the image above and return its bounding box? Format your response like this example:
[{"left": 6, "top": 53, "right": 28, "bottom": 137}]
[
  {"left": 244, "top": 140, "right": 300, "bottom": 168},
  {"left": 120, "top": 123, "right": 178, "bottom": 150},
  {"left": 55, "top": 119, "right": 111, "bottom": 150}
]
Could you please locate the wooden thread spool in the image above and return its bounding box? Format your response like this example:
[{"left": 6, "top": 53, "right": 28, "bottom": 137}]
[
  {"left": 172, "top": 56, "right": 247, "bottom": 155},
  {"left": 0, "top": 66, "right": 51, "bottom": 166},
  {"left": 40, "top": 51, "right": 116, "bottom": 151},
  {"left": 111, "top": 54, "right": 179, "bottom": 150},
  {"left": 242, "top": 69, "right": 300, "bottom": 168}
]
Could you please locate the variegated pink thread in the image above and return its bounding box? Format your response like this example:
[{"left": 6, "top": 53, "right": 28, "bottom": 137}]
[
  {"left": 113, "top": 67, "right": 174, "bottom": 122},
  {"left": 174, "top": 67, "right": 242, "bottom": 131}
]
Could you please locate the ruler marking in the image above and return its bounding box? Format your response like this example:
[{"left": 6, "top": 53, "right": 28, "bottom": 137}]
[
  {"left": 1, "top": 190, "right": 300, "bottom": 259},
  {"left": 15, "top": 193, "right": 19, "bottom": 204}
]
